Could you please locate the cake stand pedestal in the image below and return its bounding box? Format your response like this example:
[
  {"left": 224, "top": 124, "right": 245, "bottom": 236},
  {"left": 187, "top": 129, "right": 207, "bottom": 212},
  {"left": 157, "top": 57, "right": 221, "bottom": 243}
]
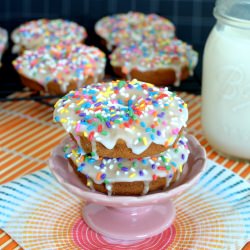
[{"left": 49, "top": 135, "right": 206, "bottom": 240}]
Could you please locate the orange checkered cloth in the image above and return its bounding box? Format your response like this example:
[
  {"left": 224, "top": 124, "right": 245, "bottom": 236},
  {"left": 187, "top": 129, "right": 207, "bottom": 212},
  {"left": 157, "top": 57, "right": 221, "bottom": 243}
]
[{"left": 0, "top": 91, "right": 249, "bottom": 250}]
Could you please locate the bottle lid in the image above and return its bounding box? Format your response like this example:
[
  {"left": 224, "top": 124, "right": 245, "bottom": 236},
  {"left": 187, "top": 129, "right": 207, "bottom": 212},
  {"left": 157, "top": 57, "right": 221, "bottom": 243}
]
[{"left": 214, "top": 0, "right": 250, "bottom": 27}]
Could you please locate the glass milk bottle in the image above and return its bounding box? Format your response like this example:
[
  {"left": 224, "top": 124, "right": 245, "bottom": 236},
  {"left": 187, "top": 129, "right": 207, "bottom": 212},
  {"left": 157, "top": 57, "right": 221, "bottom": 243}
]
[{"left": 202, "top": 0, "right": 250, "bottom": 160}]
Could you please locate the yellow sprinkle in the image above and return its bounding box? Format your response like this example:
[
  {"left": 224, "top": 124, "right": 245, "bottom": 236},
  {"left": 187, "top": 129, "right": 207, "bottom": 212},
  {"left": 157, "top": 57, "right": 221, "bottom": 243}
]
[
  {"left": 83, "top": 131, "right": 88, "bottom": 137},
  {"left": 87, "top": 179, "right": 92, "bottom": 187},
  {"left": 61, "top": 118, "right": 67, "bottom": 123},
  {"left": 77, "top": 100, "right": 84, "bottom": 105},
  {"left": 168, "top": 137, "right": 174, "bottom": 144},
  {"left": 184, "top": 103, "right": 187, "bottom": 108},
  {"left": 129, "top": 173, "right": 136, "bottom": 178},
  {"left": 142, "top": 137, "right": 148, "bottom": 145},
  {"left": 179, "top": 165, "right": 183, "bottom": 173}
]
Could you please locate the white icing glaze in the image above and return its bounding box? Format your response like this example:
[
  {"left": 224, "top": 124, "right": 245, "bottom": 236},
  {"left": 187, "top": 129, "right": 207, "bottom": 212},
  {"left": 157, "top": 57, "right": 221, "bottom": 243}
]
[
  {"left": 110, "top": 39, "right": 198, "bottom": 87},
  {"left": 95, "top": 12, "right": 175, "bottom": 50},
  {"left": 11, "top": 19, "right": 87, "bottom": 53},
  {"left": 54, "top": 79, "right": 188, "bottom": 155},
  {"left": 63, "top": 135, "right": 189, "bottom": 189},
  {"left": 0, "top": 27, "right": 8, "bottom": 66},
  {"left": 13, "top": 44, "right": 106, "bottom": 92}
]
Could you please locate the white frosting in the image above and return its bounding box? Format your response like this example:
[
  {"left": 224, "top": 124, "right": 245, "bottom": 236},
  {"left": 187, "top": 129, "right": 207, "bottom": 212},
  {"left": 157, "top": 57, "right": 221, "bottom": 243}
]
[
  {"left": 95, "top": 12, "right": 175, "bottom": 50},
  {"left": 13, "top": 44, "right": 106, "bottom": 92},
  {"left": 11, "top": 19, "right": 87, "bottom": 53},
  {"left": 110, "top": 39, "right": 198, "bottom": 87},
  {"left": 64, "top": 135, "right": 189, "bottom": 194},
  {"left": 54, "top": 79, "right": 188, "bottom": 155}
]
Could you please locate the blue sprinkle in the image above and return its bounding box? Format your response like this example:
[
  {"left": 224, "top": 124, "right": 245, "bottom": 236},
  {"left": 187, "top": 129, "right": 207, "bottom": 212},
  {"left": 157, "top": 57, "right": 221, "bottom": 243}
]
[
  {"left": 150, "top": 134, "right": 155, "bottom": 140},
  {"left": 139, "top": 170, "right": 144, "bottom": 176},
  {"left": 140, "top": 121, "right": 146, "bottom": 128},
  {"left": 151, "top": 164, "right": 156, "bottom": 169},
  {"left": 121, "top": 167, "right": 129, "bottom": 172},
  {"left": 54, "top": 116, "right": 60, "bottom": 122},
  {"left": 106, "top": 121, "right": 111, "bottom": 128},
  {"left": 79, "top": 113, "right": 86, "bottom": 117},
  {"left": 128, "top": 100, "right": 133, "bottom": 106},
  {"left": 142, "top": 159, "right": 147, "bottom": 165},
  {"left": 145, "top": 127, "right": 152, "bottom": 133},
  {"left": 157, "top": 112, "right": 165, "bottom": 118},
  {"left": 181, "top": 154, "right": 185, "bottom": 160},
  {"left": 84, "top": 102, "right": 91, "bottom": 108},
  {"left": 94, "top": 102, "right": 102, "bottom": 107},
  {"left": 157, "top": 130, "right": 161, "bottom": 136},
  {"left": 100, "top": 163, "right": 105, "bottom": 168},
  {"left": 101, "top": 173, "right": 106, "bottom": 180},
  {"left": 171, "top": 161, "right": 177, "bottom": 167},
  {"left": 87, "top": 125, "right": 95, "bottom": 131},
  {"left": 77, "top": 164, "right": 85, "bottom": 171},
  {"left": 88, "top": 158, "right": 96, "bottom": 163}
]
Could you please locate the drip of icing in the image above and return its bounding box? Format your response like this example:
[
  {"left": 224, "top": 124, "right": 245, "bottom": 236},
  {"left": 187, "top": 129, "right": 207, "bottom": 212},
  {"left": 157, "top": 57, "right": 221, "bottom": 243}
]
[
  {"left": 105, "top": 183, "right": 113, "bottom": 196},
  {"left": 64, "top": 135, "right": 190, "bottom": 185},
  {"left": 87, "top": 178, "right": 95, "bottom": 191},
  {"left": 142, "top": 181, "right": 150, "bottom": 195},
  {"left": 54, "top": 79, "right": 188, "bottom": 155}
]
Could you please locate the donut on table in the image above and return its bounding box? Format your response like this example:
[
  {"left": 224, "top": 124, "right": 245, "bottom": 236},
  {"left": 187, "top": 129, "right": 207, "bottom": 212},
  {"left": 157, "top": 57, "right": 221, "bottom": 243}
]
[
  {"left": 13, "top": 44, "right": 106, "bottom": 95},
  {"left": 54, "top": 79, "right": 188, "bottom": 158},
  {"left": 11, "top": 19, "right": 87, "bottom": 53},
  {"left": 110, "top": 39, "right": 198, "bottom": 87},
  {"left": 0, "top": 27, "right": 8, "bottom": 67},
  {"left": 63, "top": 135, "right": 189, "bottom": 196},
  {"left": 95, "top": 12, "right": 175, "bottom": 51}
]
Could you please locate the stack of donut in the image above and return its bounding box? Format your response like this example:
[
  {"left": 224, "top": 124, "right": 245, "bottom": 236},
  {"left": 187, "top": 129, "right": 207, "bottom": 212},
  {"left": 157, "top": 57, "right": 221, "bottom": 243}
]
[
  {"left": 54, "top": 79, "right": 190, "bottom": 196},
  {"left": 95, "top": 12, "right": 198, "bottom": 86}
]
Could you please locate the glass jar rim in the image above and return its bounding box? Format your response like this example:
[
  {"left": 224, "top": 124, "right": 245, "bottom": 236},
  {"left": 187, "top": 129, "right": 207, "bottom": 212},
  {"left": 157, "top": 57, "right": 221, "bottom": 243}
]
[{"left": 214, "top": 7, "right": 250, "bottom": 28}]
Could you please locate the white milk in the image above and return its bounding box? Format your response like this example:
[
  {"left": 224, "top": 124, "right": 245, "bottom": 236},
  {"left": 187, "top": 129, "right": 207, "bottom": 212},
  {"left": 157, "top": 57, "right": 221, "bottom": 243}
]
[{"left": 202, "top": 23, "right": 250, "bottom": 159}]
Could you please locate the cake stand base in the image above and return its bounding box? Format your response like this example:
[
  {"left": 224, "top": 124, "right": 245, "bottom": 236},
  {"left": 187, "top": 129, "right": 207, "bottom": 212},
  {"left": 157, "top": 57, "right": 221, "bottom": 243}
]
[{"left": 83, "top": 200, "right": 175, "bottom": 240}]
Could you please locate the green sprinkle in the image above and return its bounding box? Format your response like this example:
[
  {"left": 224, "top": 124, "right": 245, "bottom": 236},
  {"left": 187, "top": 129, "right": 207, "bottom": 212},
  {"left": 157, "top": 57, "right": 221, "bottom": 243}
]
[
  {"left": 118, "top": 163, "right": 123, "bottom": 168},
  {"left": 166, "top": 166, "right": 171, "bottom": 170},
  {"left": 132, "top": 162, "right": 137, "bottom": 167},
  {"left": 114, "top": 119, "right": 122, "bottom": 124},
  {"left": 104, "top": 179, "right": 109, "bottom": 184},
  {"left": 101, "top": 131, "right": 108, "bottom": 136},
  {"left": 161, "top": 156, "right": 166, "bottom": 163}
]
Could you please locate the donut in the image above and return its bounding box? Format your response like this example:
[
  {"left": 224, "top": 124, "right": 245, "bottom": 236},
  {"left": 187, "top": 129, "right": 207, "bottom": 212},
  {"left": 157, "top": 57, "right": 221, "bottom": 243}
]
[
  {"left": 13, "top": 43, "right": 106, "bottom": 95},
  {"left": 54, "top": 79, "right": 188, "bottom": 158},
  {"left": 63, "top": 135, "right": 189, "bottom": 196},
  {"left": 0, "top": 27, "right": 8, "bottom": 67},
  {"left": 110, "top": 39, "right": 198, "bottom": 87},
  {"left": 11, "top": 19, "right": 87, "bottom": 53},
  {"left": 95, "top": 12, "right": 175, "bottom": 51}
]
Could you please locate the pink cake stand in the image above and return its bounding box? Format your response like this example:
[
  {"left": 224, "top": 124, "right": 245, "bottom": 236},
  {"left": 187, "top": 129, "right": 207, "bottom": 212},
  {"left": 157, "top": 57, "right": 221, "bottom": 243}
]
[{"left": 49, "top": 134, "right": 206, "bottom": 241}]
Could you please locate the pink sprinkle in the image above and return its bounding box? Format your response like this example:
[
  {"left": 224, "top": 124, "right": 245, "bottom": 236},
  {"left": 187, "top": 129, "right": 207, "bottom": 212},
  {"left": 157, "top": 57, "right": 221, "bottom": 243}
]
[
  {"left": 76, "top": 123, "right": 81, "bottom": 133},
  {"left": 172, "top": 128, "right": 179, "bottom": 135},
  {"left": 162, "top": 121, "right": 167, "bottom": 126}
]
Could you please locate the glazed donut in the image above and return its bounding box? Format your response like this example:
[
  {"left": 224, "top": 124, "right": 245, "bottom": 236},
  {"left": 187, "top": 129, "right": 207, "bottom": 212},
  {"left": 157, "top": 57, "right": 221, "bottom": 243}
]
[
  {"left": 110, "top": 39, "right": 198, "bottom": 87},
  {"left": 95, "top": 12, "right": 175, "bottom": 51},
  {"left": 13, "top": 43, "right": 106, "bottom": 95},
  {"left": 0, "top": 27, "right": 8, "bottom": 67},
  {"left": 11, "top": 19, "right": 87, "bottom": 53},
  {"left": 54, "top": 79, "right": 188, "bottom": 158},
  {"left": 64, "top": 135, "right": 189, "bottom": 196}
]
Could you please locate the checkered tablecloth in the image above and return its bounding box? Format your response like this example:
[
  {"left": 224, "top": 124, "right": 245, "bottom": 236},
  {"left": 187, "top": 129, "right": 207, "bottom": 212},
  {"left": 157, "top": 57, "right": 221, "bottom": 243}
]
[{"left": 0, "top": 91, "right": 249, "bottom": 250}]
